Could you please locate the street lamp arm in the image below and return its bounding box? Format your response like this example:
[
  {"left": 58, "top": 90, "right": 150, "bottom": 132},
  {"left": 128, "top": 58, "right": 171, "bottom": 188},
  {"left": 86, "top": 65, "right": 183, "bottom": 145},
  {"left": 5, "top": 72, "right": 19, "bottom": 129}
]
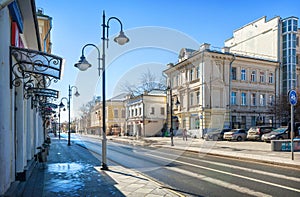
[
  {"left": 81, "top": 44, "right": 102, "bottom": 76},
  {"left": 59, "top": 97, "right": 69, "bottom": 108}
]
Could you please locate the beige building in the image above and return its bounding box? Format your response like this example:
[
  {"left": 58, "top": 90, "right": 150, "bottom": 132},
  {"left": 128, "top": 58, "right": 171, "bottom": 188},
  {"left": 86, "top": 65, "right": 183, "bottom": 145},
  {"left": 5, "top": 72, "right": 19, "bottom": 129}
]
[
  {"left": 125, "top": 90, "right": 167, "bottom": 137},
  {"left": 90, "top": 94, "right": 127, "bottom": 135},
  {"left": 164, "top": 44, "right": 278, "bottom": 138}
]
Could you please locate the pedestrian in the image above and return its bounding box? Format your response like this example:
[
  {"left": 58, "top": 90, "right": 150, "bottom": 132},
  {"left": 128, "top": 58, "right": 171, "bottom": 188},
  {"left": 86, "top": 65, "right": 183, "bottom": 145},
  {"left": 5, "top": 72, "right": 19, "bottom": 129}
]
[{"left": 183, "top": 128, "right": 187, "bottom": 141}]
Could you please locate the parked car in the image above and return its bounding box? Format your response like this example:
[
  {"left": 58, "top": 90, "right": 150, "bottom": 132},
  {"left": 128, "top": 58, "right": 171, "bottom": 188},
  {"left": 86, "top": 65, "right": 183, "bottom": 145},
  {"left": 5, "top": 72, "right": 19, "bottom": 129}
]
[
  {"left": 246, "top": 126, "right": 275, "bottom": 141},
  {"left": 223, "top": 129, "right": 247, "bottom": 141},
  {"left": 261, "top": 127, "right": 289, "bottom": 142},
  {"left": 204, "top": 128, "right": 232, "bottom": 141}
]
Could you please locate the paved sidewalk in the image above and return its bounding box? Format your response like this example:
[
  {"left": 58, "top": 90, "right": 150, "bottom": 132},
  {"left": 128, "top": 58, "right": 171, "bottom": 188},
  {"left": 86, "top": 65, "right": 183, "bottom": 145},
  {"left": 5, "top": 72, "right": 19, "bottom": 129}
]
[{"left": 22, "top": 137, "right": 181, "bottom": 197}]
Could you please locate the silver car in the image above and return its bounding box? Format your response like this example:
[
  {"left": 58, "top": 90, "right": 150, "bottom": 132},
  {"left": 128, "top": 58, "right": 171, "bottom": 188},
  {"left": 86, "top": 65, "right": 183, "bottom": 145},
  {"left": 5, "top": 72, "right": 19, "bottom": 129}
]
[{"left": 223, "top": 129, "right": 247, "bottom": 141}]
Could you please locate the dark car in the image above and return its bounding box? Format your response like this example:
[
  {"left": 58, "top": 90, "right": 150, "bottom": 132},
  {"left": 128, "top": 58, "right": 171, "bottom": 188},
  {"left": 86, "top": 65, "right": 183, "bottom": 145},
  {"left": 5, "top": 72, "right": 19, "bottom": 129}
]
[
  {"left": 246, "top": 126, "right": 275, "bottom": 141},
  {"left": 204, "top": 128, "right": 232, "bottom": 141},
  {"left": 261, "top": 127, "right": 289, "bottom": 142}
]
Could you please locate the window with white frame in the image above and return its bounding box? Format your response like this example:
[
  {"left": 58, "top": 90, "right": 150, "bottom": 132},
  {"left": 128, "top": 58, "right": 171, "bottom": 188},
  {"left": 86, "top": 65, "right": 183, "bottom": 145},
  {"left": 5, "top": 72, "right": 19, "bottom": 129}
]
[
  {"left": 260, "top": 71, "right": 265, "bottom": 83},
  {"left": 150, "top": 107, "right": 155, "bottom": 115},
  {"left": 231, "top": 67, "right": 237, "bottom": 80},
  {"left": 122, "top": 109, "right": 126, "bottom": 118},
  {"left": 160, "top": 107, "right": 165, "bottom": 115},
  {"left": 241, "top": 92, "right": 247, "bottom": 106},
  {"left": 241, "top": 68, "right": 246, "bottom": 81},
  {"left": 196, "top": 91, "right": 200, "bottom": 105},
  {"left": 190, "top": 92, "right": 194, "bottom": 106},
  {"left": 190, "top": 69, "right": 194, "bottom": 81},
  {"left": 269, "top": 73, "right": 274, "bottom": 83},
  {"left": 135, "top": 108, "right": 138, "bottom": 116},
  {"left": 114, "top": 109, "right": 118, "bottom": 118},
  {"left": 231, "top": 92, "right": 237, "bottom": 105},
  {"left": 251, "top": 93, "right": 256, "bottom": 106},
  {"left": 196, "top": 66, "right": 201, "bottom": 78},
  {"left": 139, "top": 107, "right": 142, "bottom": 115},
  {"left": 260, "top": 94, "right": 266, "bottom": 106},
  {"left": 251, "top": 70, "right": 256, "bottom": 82}
]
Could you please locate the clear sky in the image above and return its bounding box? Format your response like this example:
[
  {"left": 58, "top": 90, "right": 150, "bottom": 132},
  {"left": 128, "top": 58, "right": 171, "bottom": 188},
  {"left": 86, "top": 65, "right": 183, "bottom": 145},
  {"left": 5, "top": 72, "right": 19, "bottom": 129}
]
[{"left": 35, "top": 0, "right": 300, "bottom": 121}]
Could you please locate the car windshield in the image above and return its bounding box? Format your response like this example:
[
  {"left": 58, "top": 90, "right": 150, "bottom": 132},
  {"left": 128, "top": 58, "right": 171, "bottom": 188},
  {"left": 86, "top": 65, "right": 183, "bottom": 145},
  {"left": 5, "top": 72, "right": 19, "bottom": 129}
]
[{"left": 272, "top": 128, "right": 287, "bottom": 133}]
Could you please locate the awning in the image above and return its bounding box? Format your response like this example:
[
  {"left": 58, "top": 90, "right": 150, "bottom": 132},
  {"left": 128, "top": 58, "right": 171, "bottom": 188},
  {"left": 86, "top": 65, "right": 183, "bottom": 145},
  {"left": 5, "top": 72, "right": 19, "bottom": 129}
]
[{"left": 10, "top": 46, "right": 63, "bottom": 93}]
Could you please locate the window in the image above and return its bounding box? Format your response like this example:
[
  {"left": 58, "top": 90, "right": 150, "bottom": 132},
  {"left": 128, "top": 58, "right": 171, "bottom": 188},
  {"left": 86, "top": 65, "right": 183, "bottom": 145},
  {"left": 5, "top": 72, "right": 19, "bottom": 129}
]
[
  {"left": 260, "top": 94, "right": 266, "bottom": 106},
  {"left": 196, "top": 66, "right": 201, "bottom": 78},
  {"left": 114, "top": 109, "right": 118, "bottom": 118},
  {"left": 122, "top": 109, "right": 126, "bottom": 118},
  {"left": 135, "top": 109, "right": 138, "bottom": 116},
  {"left": 231, "top": 67, "right": 237, "bottom": 80},
  {"left": 150, "top": 107, "right": 155, "bottom": 115},
  {"left": 241, "top": 68, "right": 246, "bottom": 81},
  {"left": 251, "top": 93, "right": 256, "bottom": 106},
  {"left": 131, "top": 109, "right": 134, "bottom": 117},
  {"left": 269, "top": 95, "right": 274, "bottom": 106},
  {"left": 139, "top": 107, "right": 142, "bottom": 115},
  {"left": 251, "top": 71, "right": 256, "bottom": 82},
  {"left": 269, "top": 73, "right": 274, "bottom": 83},
  {"left": 190, "top": 92, "right": 194, "bottom": 106},
  {"left": 190, "top": 69, "right": 194, "bottom": 81},
  {"left": 231, "top": 92, "right": 237, "bottom": 105},
  {"left": 241, "top": 92, "right": 247, "bottom": 106},
  {"left": 160, "top": 107, "right": 165, "bottom": 115},
  {"left": 196, "top": 91, "right": 200, "bottom": 104},
  {"left": 260, "top": 71, "right": 265, "bottom": 83}
]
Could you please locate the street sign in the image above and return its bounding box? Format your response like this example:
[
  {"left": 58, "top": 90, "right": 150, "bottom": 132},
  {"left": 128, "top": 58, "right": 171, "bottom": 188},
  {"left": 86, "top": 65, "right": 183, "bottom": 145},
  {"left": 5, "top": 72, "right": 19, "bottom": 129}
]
[{"left": 289, "top": 90, "right": 297, "bottom": 106}]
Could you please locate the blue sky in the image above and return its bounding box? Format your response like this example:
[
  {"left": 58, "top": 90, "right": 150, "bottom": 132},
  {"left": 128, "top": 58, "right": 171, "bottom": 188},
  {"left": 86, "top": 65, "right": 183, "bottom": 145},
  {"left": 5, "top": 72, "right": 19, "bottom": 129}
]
[{"left": 35, "top": 0, "right": 300, "bottom": 121}]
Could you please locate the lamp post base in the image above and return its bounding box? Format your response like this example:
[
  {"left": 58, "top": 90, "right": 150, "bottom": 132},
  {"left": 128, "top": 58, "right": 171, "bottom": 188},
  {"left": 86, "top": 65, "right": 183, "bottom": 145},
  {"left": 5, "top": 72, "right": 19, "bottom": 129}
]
[{"left": 101, "top": 163, "right": 109, "bottom": 171}]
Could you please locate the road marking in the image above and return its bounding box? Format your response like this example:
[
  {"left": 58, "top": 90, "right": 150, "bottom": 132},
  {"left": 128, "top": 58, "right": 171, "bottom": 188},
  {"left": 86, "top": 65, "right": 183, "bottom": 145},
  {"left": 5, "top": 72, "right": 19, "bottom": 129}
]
[
  {"left": 147, "top": 153, "right": 300, "bottom": 193},
  {"left": 170, "top": 153, "right": 300, "bottom": 183},
  {"left": 166, "top": 166, "right": 271, "bottom": 197}
]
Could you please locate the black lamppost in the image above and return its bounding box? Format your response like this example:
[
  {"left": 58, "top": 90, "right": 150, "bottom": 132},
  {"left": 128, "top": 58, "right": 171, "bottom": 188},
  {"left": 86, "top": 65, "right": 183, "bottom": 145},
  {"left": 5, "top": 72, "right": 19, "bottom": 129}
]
[
  {"left": 168, "top": 85, "right": 180, "bottom": 146},
  {"left": 59, "top": 85, "right": 79, "bottom": 146},
  {"left": 74, "top": 10, "right": 129, "bottom": 170}
]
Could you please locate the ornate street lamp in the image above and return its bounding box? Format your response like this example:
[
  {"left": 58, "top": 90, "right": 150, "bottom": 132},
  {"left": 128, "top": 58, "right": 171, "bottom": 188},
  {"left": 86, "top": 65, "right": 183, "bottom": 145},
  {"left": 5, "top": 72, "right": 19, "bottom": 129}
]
[
  {"left": 59, "top": 85, "right": 80, "bottom": 146},
  {"left": 74, "top": 10, "right": 129, "bottom": 170}
]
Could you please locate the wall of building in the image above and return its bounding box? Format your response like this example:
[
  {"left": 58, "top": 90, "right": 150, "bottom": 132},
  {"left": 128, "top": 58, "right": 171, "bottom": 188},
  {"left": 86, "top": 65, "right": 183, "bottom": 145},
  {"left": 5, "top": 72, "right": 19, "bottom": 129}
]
[{"left": 225, "top": 16, "right": 280, "bottom": 61}]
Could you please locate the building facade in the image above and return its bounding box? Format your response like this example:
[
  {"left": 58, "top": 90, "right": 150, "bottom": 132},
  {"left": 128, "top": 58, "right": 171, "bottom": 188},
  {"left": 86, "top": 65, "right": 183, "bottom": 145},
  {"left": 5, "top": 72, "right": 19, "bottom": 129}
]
[
  {"left": 0, "top": 1, "right": 63, "bottom": 195},
  {"left": 225, "top": 16, "right": 299, "bottom": 95},
  {"left": 164, "top": 44, "right": 278, "bottom": 138},
  {"left": 125, "top": 91, "right": 167, "bottom": 137}
]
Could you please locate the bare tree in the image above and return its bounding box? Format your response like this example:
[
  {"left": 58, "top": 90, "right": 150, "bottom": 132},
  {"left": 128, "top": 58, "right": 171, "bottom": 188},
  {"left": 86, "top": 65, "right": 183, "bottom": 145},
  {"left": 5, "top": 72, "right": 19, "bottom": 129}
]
[
  {"left": 273, "top": 89, "right": 300, "bottom": 126},
  {"left": 120, "top": 69, "right": 166, "bottom": 96}
]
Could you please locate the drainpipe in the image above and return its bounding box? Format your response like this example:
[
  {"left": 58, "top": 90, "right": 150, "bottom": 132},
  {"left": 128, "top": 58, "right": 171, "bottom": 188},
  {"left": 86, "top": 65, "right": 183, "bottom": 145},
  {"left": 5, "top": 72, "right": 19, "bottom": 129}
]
[
  {"left": 228, "top": 53, "right": 236, "bottom": 129},
  {"left": 0, "top": 0, "right": 14, "bottom": 10}
]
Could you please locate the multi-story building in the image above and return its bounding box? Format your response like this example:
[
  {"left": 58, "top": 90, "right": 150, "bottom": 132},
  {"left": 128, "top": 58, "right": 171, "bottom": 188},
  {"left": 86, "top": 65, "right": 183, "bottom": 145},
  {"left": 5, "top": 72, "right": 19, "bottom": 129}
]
[
  {"left": 225, "top": 16, "right": 299, "bottom": 95},
  {"left": 125, "top": 90, "right": 167, "bottom": 137},
  {"left": 0, "top": 0, "right": 63, "bottom": 195},
  {"left": 164, "top": 44, "right": 278, "bottom": 138},
  {"left": 90, "top": 94, "right": 127, "bottom": 135}
]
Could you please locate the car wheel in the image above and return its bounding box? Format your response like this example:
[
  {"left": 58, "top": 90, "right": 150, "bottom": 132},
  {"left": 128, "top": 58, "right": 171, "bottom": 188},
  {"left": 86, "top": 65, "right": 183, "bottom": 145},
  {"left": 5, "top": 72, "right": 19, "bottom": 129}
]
[{"left": 237, "top": 136, "right": 242, "bottom": 141}]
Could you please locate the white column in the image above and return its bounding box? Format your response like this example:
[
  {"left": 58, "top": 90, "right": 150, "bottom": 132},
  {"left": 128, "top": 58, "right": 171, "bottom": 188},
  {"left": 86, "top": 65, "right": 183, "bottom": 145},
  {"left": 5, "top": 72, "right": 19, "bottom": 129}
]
[
  {"left": 26, "top": 100, "right": 32, "bottom": 160},
  {"left": 15, "top": 85, "right": 25, "bottom": 173},
  {"left": 0, "top": 7, "right": 15, "bottom": 195}
]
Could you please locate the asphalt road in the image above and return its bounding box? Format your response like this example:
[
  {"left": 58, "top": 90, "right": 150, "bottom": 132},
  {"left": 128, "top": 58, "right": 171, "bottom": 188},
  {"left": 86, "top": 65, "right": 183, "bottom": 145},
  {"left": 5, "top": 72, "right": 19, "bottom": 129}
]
[{"left": 73, "top": 134, "right": 300, "bottom": 197}]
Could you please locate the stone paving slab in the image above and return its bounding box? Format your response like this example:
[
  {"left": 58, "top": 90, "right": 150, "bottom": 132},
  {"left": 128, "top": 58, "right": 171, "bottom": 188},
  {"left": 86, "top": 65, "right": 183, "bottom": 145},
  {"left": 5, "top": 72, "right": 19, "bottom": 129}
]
[{"left": 21, "top": 137, "right": 182, "bottom": 197}]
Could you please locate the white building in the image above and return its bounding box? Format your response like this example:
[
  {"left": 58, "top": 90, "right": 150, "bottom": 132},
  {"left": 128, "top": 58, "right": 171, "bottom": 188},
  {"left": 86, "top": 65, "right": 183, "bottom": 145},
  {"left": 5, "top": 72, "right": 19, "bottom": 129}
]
[
  {"left": 164, "top": 44, "right": 278, "bottom": 138},
  {"left": 0, "top": 1, "right": 63, "bottom": 195},
  {"left": 125, "top": 90, "right": 167, "bottom": 137},
  {"left": 225, "top": 16, "right": 299, "bottom": 95}
]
